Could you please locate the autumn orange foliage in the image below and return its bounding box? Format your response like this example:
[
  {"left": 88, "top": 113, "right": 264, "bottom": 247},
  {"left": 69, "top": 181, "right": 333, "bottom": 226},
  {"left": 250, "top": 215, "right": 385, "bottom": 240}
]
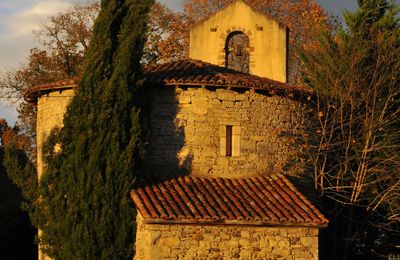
[
  {"left": 144, "top": 2, "right": 189, "bottom": 64},
  {"left": 0, "top": 119, "right": 30, "bottom": 151}
]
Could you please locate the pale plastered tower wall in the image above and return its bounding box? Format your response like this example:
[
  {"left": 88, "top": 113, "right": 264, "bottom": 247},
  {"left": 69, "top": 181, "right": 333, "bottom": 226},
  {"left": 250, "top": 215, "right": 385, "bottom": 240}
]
[
  {"left": 36, "top": 89, "right": 75, "bottom": 180},
  {"left": 189, "top": 0, "right": 288, "bottom": 82}
]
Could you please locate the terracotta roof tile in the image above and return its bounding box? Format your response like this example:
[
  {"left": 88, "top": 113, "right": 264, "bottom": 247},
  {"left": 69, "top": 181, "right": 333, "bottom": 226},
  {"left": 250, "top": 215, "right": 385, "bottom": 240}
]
[
  {"left": 24, "top": 78, "right": 79, "bottom": 102},
  {"left": 131, "top": 174, "right": 328, "bottom": 227},
  {"left": 144, "top": 59, "right": 312, "bottom": 94},
  {"left": 24, "top": 59, "right": 313, "bottom": 102}
]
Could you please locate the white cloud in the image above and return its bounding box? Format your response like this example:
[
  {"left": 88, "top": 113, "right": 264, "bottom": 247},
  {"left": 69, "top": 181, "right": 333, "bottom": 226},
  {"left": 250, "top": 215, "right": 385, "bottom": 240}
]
[
  {"left": 5, "top": 1, "right": 73, "bottom": 38},
  {"left": 0, "top": 1, "right": 77, "bottom": 68}
]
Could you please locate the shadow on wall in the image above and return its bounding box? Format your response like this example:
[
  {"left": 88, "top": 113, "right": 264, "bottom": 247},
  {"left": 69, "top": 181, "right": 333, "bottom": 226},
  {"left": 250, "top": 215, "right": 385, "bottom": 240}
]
[
  {"left": 141, "top": 86, "right": 192, "bottom": 182},
  {"left": 279, "top": 97, "right": 319, "bottom": 204}
]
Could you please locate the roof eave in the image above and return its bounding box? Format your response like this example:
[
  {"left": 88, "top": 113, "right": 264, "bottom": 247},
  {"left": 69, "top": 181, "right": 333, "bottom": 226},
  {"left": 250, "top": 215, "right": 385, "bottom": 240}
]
[
  {"left": 24, "top": 84, "right": 78, "bottom": 104},
  {"left": 161, "top": 82, "right": 314, "bottom": 96},
  {"left": 140, "top": 216, "right": 329, "bottom": 229}
]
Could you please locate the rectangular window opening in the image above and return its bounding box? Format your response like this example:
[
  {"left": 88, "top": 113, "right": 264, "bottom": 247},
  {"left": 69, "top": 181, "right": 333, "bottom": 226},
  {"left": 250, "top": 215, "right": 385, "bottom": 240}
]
[{"left": 226, "top": 125, "right": 233, "bottom": 157}]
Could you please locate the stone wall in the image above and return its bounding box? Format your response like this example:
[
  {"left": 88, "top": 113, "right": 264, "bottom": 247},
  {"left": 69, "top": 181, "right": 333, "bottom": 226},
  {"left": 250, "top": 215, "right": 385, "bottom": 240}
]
[
  {"left": 36, "top": 89, "right": 74, "bottom": 179},
  {"left": 135, "top": 214, "right": 319, "bottom": 260},
  {"left": 145, "top": 86, "right": 313, "bottom": 178},
  {"left": 34, "top": 86, "right": 313, "bottom": 180}
]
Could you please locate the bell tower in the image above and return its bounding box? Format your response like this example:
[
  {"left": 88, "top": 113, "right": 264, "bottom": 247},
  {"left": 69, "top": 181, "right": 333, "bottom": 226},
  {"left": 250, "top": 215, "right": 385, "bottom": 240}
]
[{"left": 189, "top": 0, "right": 288, "bottom": 83}]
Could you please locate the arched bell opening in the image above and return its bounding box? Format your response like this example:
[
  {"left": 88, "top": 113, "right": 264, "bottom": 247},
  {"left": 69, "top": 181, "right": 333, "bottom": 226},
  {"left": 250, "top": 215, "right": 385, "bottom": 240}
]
[{"left": 225, "top": 31, "right": 250, "bottom": 73}]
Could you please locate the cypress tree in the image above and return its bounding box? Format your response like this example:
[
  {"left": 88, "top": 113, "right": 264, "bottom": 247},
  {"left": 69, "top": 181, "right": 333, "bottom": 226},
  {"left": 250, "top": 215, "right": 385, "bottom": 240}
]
[{"left": 37, "top": 0, "right": 153, "bottom": 258}]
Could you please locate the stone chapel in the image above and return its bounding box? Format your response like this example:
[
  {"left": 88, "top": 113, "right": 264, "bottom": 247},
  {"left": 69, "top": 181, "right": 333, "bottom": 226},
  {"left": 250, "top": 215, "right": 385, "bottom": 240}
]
[{"left": 26, "top": 1, "right": 328, "bottom": 259}]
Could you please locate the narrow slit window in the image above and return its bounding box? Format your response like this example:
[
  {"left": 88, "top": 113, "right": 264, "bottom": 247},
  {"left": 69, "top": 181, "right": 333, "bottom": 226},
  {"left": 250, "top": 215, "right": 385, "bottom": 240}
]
[
  {"left": 220, "top": 124, "right": 240, "bottom": 157},
  {"left": 226, "top": 125, "right": 233, "bottom": 157}
]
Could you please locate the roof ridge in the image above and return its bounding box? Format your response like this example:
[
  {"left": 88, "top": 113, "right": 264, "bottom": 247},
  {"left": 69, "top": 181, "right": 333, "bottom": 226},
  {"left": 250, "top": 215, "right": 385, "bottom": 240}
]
[
  {"left": 189, "top": 0, "right": 288, "bottom": 31},
  {"left": 132, "top": 174, "right": 329, "bottom": 227},
  {"left": 178, "top": 173, "right": 284, "bottom": 182}
]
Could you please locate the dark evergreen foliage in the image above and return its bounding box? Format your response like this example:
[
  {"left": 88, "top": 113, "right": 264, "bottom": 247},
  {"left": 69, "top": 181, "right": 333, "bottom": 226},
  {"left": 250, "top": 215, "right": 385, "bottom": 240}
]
[
  {"left": 37, "top": 0, "right": 153, "bottom": 258},
  {"left": 3, "top": 145, "right": 38, "bottom": 219},
  {"left": 0, "top": 147, "right": 37, "bottom": 260}
]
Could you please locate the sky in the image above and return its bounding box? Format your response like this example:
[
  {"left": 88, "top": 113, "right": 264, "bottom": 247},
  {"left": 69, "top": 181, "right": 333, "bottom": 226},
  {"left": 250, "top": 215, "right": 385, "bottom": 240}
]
[{"left": 0, "top": 0, "right": 392, "bottom": 124}]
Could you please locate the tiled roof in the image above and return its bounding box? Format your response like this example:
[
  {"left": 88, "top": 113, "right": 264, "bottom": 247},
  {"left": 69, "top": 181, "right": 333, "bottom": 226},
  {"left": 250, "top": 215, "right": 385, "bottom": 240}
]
[
  {"left": 144, "top": 59, "right": 312, "bottom": 94},
  {"left": 24, "top": 59, "right": 313, "bottom": 102},
  {"left": 24, "top": 78, "right": 79, "bottom": 102},
  {"left": 131, "top": 174, "right": 328, "bottom": 227}
]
